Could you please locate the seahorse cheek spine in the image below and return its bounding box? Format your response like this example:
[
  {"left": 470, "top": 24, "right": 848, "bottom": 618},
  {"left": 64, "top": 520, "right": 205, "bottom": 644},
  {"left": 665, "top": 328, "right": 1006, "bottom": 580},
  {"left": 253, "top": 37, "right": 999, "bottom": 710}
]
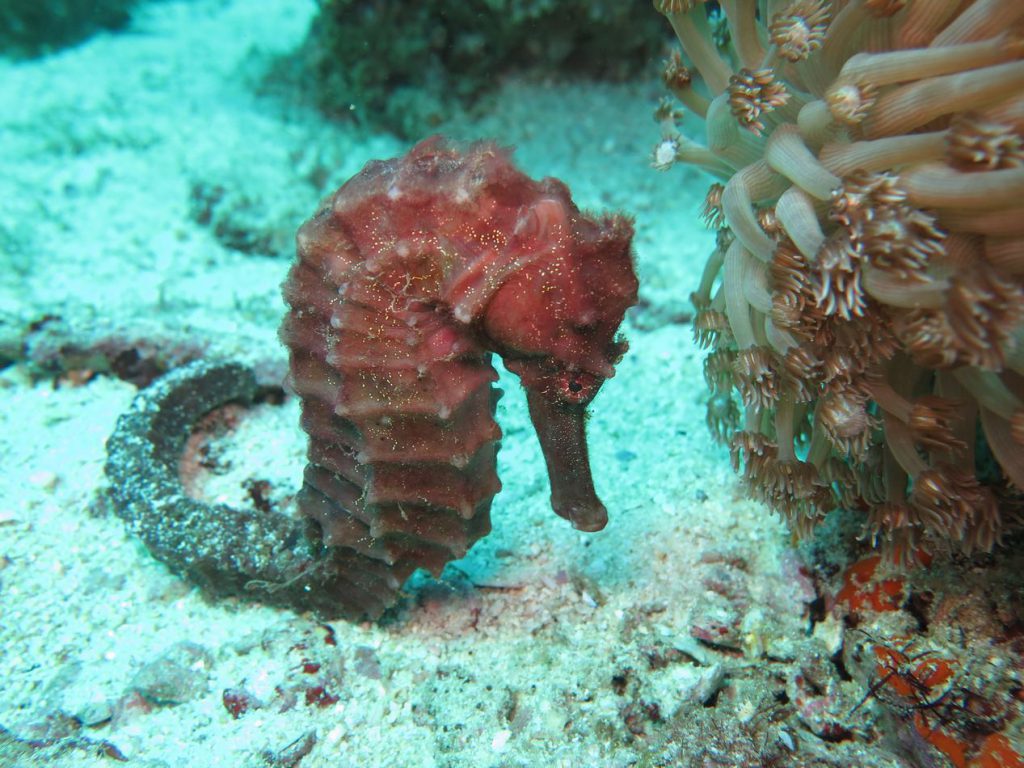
[{"left": 280, "top": 136, "right": 637, "bottom": 618}]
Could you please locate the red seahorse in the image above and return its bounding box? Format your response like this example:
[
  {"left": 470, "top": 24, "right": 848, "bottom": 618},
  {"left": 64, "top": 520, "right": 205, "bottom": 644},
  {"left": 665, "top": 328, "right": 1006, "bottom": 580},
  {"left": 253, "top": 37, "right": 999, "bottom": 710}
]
[{"left": 280, "top": 136, "right": 638, "bottom": 618}]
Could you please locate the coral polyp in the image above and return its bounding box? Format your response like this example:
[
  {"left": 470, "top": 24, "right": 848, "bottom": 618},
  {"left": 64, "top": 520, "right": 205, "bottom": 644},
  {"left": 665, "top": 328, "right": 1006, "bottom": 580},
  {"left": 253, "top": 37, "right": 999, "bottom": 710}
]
[{"left": 654, "top": 0, "right": 1024, "bottom": 561}]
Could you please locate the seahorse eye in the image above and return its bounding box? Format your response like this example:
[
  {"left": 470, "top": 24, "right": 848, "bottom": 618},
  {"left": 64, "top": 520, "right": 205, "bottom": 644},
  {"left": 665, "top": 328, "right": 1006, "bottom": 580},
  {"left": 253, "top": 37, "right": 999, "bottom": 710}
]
[{"left": 555, "top": 369, "right": 600, "bottom": 405}]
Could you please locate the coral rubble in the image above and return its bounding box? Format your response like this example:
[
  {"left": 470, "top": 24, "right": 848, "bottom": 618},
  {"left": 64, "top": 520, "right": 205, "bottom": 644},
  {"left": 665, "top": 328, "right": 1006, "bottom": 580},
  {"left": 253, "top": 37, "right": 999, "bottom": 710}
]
[
  {"left": 0, "top": 0, "right": 137, "bottom": 58},
  {"left": 293, "top": 0, "right": 668, "bottom": 137}
]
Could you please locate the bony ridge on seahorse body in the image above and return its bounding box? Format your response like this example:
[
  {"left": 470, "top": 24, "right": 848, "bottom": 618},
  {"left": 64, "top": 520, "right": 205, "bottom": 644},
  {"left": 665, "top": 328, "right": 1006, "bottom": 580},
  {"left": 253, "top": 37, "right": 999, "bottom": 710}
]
[
  {"left": 279, "top": 135, "right": 639, "bottom": 617},
  {"left": 105, "top": 135, "right": 640, "bottom": 622}
]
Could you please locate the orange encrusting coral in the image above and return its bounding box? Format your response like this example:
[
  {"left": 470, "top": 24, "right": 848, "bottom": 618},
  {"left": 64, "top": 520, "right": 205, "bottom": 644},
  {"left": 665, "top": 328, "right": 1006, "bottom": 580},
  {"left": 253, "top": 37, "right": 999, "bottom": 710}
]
[
  {"left": 974, "top": 734, "right": 1024, "bottom": 768},
  {"left": 653, "top": 0, "right": 1024, "bottom": 561},
  {"left": 866, "top": 638, "right": 1022, "bottom": 768},
  {"left": 833, "top": 554, "right": 905, "bottom": 613}
]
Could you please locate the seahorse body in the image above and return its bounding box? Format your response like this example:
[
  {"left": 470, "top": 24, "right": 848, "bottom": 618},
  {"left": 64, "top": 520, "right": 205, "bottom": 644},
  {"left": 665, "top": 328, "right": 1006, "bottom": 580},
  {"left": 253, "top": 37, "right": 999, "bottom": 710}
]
[{"left": 280, "top": 137, "right": 637, "bottom": 618}]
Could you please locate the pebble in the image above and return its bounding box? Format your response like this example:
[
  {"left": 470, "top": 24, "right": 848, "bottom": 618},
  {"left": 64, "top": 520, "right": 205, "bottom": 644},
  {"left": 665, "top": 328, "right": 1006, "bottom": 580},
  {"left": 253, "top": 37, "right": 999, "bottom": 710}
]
[
  {"left": 491, "top": 729, "right": 511, "bottom": 751},
  {"left": 28, "top": 470, "right": 58, "bottom": 490},
  {"left": 130, "top": 642, "right": 214, "bottom": 705},
  {"left": 691, "top": 663, "right": 725, "bottom": 705},
  {"left": 354, "top": 646, "right": 382, "bottom": 680}
]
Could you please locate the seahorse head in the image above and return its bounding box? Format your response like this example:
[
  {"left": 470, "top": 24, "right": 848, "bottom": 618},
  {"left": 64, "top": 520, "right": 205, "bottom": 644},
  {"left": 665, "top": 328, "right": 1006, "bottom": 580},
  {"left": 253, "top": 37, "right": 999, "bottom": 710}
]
[{"left": 481, "top": 181, "right": 638, "bottom": 532}]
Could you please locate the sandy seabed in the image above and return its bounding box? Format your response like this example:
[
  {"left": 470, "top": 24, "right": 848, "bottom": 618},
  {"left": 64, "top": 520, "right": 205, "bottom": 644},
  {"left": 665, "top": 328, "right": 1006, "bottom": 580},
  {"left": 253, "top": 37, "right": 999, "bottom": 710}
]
[{"left": 1, "top": 2, "right": 1020, "bottom": 767}]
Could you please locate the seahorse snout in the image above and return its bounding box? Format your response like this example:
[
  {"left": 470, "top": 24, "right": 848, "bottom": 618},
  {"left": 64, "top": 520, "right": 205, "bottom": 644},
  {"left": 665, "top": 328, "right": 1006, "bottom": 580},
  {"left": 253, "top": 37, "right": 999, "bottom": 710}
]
[{"left": 523, "top": 383, "right": 608, "bottom": 532}]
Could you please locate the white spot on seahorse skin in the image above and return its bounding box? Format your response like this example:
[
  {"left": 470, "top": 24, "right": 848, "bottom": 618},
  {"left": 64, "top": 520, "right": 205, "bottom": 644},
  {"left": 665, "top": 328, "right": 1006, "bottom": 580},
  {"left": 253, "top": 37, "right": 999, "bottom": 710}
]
[
  {"left": 437, "top": 404, "right": 451, "bottom": 419},
  {"left": 330, "top": 314, "right": 341, "bottom": 328},
  {"left": 337, "top": 282, "right": 348, "bottom": 296},
  {"left": 387, "top": 183, "right": 402, "bottom": 201}
]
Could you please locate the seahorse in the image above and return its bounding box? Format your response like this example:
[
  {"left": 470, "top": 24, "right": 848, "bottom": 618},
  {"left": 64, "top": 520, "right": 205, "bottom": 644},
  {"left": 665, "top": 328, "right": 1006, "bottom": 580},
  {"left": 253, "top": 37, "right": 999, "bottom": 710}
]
[{"left": 279, "top": 136, "right": 638, "bottom": 618}]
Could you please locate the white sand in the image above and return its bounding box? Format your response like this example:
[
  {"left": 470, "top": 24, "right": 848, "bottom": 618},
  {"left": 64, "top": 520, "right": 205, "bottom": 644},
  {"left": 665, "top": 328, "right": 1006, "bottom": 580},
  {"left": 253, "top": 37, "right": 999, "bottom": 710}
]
[{"left": 2, "top": 1, "right": 1014, "bottom": 767}]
